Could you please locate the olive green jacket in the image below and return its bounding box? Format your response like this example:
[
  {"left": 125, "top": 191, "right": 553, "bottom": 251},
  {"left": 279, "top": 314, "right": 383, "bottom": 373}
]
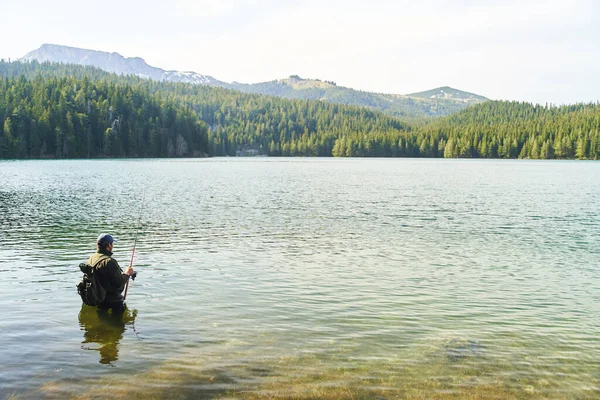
[{"left": 88, "top": 249, "right": 130, "bottom": 302}]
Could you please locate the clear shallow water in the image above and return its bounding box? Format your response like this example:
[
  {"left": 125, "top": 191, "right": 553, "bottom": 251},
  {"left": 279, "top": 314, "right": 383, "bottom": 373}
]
[{"left": 0, "top": 158, "right": 598, "bottom": 399}]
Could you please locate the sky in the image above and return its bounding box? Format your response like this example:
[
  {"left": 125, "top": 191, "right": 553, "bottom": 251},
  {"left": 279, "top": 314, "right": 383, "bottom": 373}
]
[{"left": 1, "top": 0, "right": 598, "bottom": 104}]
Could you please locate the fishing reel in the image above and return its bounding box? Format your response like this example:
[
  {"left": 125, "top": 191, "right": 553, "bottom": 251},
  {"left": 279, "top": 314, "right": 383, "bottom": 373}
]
[{"left": 131, "top": 271, "right": 137, "bottom": 281}]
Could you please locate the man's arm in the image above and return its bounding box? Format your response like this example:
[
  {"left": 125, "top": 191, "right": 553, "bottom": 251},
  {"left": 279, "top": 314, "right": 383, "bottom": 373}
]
[{"left": 103, "top": 259, "right": 130, "bottom": 293}]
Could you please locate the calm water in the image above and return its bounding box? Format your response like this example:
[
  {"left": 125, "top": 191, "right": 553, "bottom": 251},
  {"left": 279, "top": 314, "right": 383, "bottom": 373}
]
[{"left": 0, "top": 158, "right": 598, "bottom": 399}]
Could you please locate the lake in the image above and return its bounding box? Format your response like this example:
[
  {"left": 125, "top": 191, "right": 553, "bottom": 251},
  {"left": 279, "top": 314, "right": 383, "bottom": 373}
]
[{"left": 0, "top": 158, "right": 598, "bottom": 399}]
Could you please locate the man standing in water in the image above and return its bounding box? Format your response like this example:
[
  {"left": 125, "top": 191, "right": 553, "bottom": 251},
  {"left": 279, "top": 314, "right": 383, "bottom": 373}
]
[{"left": 88, "top": 233, "right": 136, "bottom": 313}]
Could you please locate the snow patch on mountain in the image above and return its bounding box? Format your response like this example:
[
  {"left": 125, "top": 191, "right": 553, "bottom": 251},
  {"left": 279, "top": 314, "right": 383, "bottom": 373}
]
[{"left": 21, "top": 44, "right": 224, "bottom": 86}]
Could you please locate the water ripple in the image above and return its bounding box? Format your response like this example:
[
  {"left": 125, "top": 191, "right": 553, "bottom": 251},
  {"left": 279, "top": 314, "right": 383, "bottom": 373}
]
[{"left": 0, "top": 159, "right": 599, "bottom": 398}]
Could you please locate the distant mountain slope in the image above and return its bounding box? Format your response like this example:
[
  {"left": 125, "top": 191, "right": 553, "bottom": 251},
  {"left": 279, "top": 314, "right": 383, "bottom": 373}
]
[
  {"left": 20, "top": 44, "right": 488, "bottom": 118},
  {"left": 21, "top": 44, "right": 225, "bottom": 85},
  {"left": 233, "top": 76, "right": 489, "bottom": 118},
  {"left": 407, "top": 86, "right": 487, "bottom": 102}
]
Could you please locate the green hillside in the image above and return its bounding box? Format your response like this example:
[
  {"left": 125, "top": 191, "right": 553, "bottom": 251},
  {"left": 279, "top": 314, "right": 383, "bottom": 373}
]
[
  {"left": 229, "top": 76, "right": 486, "bottom": 119},
  {"left": 334, "top": 101, "right": 600, "bottom": 159},
  {"left": 1, "top": 60, "right": 598, "bottom": 160},
  {"left": 19, "top": 45, "right": 488, "bottom": 119},
  {"left": 0, "top": 61, "right": 407, "bottom": 158}
]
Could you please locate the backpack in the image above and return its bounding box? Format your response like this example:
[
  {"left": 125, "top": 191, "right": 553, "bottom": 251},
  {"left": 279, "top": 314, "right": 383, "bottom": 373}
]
[{"left": 77, "top": 256, "right": 109, "bottom": 306}]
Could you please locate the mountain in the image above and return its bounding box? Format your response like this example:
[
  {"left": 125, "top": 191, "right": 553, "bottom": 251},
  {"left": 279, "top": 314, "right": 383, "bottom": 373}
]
[
  {"left": 229, "top": 76, "right": 488, "bottom": 118},
  {"left": 407, "top": 86, "right": 487, "bottom": 103},
  {"left": 0, "top": 61, "right": 409, "bottom": 159},
  {"left": 21, "top": 44, "right": 225, "bottom": 86},
  {"left": 2, "top": 60, "right": 599, "bottom": 160},
  {"left": 20, "top": 44, "right": 488, "bottom": 118}
]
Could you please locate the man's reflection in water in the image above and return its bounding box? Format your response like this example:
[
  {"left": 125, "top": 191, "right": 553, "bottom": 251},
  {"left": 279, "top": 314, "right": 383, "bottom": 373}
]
[{"left": 78, "top": 304, "right": 138, "bottom": 364}]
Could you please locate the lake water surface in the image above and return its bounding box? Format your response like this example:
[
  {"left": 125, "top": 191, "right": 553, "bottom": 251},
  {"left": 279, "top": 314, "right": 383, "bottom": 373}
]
[{"left": 0, "top": 158, "right": 598, "bottom": 399}]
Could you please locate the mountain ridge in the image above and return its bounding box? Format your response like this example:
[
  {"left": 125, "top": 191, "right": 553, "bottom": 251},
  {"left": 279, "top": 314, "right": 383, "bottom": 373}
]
[
  {"left": 20, "top": 44, "right": 488, "bottom": 118},
  {"left": 21, "top": 43, "right": 225, "bottom": 85}
]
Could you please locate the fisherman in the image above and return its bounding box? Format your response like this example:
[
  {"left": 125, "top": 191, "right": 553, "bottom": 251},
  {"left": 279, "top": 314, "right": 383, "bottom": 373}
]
[{"left": 87, "top": 233, "right": 136, "bottom": 313}]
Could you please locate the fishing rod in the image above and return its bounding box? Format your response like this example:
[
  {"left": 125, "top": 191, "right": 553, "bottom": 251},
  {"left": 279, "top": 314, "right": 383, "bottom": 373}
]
[{"left": 124, "top": 188, "right": 146, "bottom": 301}]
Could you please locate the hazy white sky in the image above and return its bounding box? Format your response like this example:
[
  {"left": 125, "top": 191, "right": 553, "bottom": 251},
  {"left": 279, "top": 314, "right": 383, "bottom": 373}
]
[{"left": 1, "top": 0, "right": 597, "bottom": 104}]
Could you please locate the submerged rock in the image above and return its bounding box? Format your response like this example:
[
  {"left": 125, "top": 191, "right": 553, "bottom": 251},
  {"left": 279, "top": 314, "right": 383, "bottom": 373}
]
[{"left": 440, "top": 336, "right": 484, "bottom": 363}]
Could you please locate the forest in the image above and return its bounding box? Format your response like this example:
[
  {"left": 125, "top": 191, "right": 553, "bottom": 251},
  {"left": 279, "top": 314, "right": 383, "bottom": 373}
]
[
  {"left": 332, "top": 102, "right": 600, "bottom": 159},
  {"left": 1, "top": 60, "right": 599, "bottom": 159}
]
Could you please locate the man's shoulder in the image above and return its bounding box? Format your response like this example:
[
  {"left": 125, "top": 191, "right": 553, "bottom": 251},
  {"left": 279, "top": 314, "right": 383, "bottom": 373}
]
[{"left": 88, "top": 253, "right": 113, "bottom": 268}]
